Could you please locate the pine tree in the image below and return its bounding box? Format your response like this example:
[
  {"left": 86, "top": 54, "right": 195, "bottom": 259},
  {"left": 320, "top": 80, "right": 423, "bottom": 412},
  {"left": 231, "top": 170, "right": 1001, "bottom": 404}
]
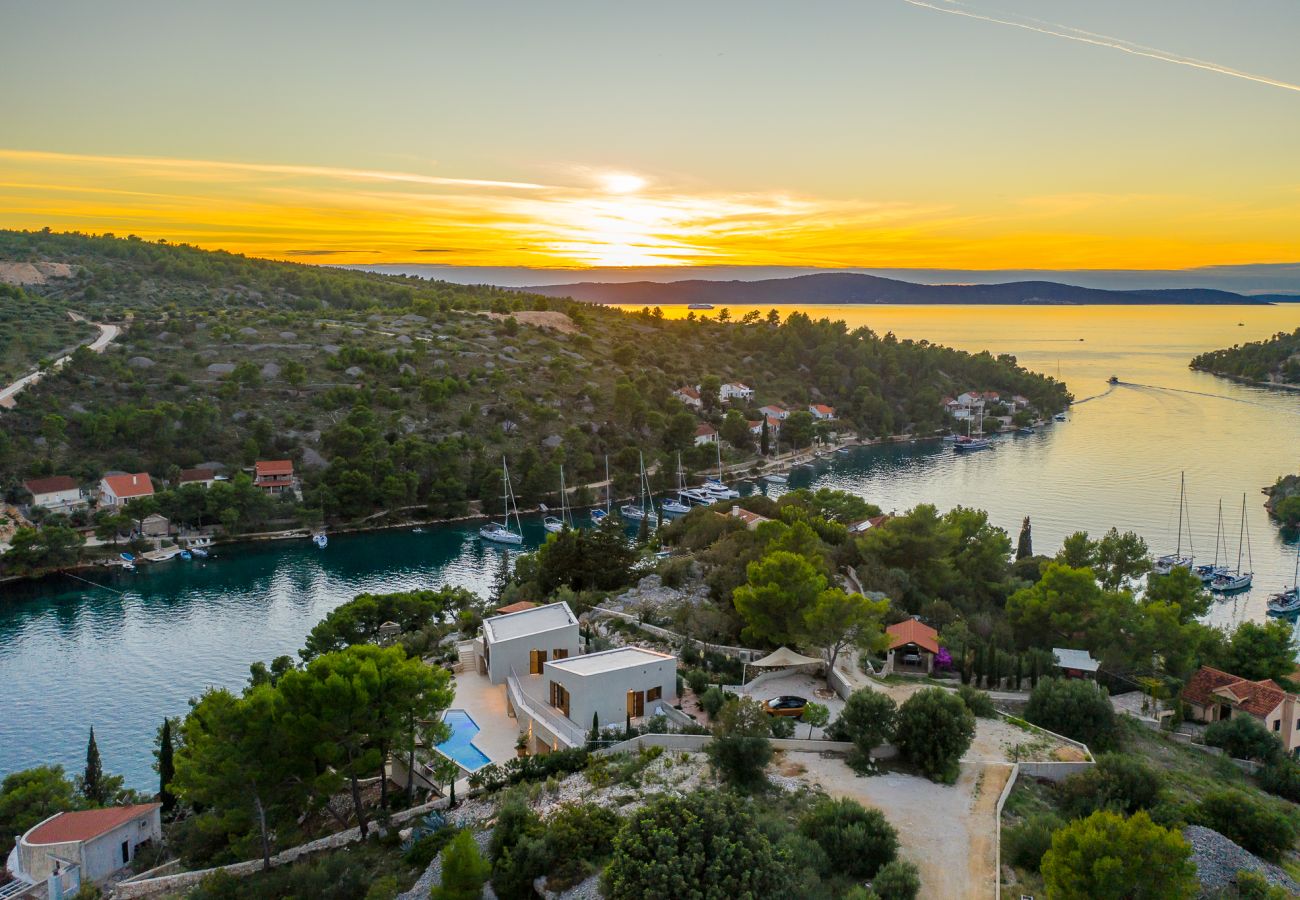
[
  {"left": 157, "top": 718, "right": 176, "bottom": 814},
  {"left": 82, "top": 726, "right": 104, "bottom": 805},
  {"left": 489, "top": 551, "right": 512, "bottom": 605},
  {"left": 1017, "top": 516, "right": 1033, "bottom": 560},
  {"left": 1014, "top": 655, "right": 1024, "bottom": 691},
  {"left": 760, "top": 419, "right": 770, "bottom": 456}
]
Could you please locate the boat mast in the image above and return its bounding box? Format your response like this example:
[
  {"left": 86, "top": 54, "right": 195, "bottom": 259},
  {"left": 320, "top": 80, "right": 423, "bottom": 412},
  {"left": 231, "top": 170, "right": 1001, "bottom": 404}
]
[
  {"left": 1213, "top": 500, "right": 1223, "bottom": 567},
  {"left": 559, "top": 465, "right": 569, "bottom": 526},
  {"left": 638, "top": 451, "right": 647, "bottom": 514},
  {"left": 604, "top": 455, "right": 611, "bottom": 513},
  {"left": 1236, "top": 494, "right": 1246, "bottom": 575},
  {"left": 1175, "top": 471, "right": 1185, "bottom": 560}
]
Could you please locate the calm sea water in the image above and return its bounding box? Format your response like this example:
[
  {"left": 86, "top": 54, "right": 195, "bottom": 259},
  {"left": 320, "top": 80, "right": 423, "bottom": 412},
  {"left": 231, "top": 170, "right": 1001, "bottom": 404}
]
[{"left": 2, "top": 304, "right": 1298, "bottom": 788}]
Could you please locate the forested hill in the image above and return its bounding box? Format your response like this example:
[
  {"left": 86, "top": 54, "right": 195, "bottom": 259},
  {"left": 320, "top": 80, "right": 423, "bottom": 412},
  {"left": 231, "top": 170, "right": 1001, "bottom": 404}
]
[
  {"left": 0, "top": 230, "right": 1068, "bottom": 526},
  {"left": 526, "top": 272, "right": 1274, "bottom": 306},
  {"left": 1190, "top": 328, "right": 1300, "bottom": 385}
]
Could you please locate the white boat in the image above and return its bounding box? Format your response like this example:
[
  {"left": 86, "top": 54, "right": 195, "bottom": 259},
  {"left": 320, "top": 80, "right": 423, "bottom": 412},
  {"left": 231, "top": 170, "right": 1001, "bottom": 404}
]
[
  {"left": 1194, "top": 501, "right": 1228, "bottom": 584},
  {"left": 1211, "top": 494, "right": 1253, "bottom": 594},
  {"left": 1153, "top": 473, "right": 1194, "bottom": 576},
  {"left": 1268, "top": 554, "right": 1300, "bottom": 616},
  {"left": 190, "top": 546, "right": 209, "bottom": 559},
  {"left": 705, "top": 444, "right": 740, "bottom": 499},
  {"left": 480, "top": 456, "right": 524, "bottom": 545},
  {"left": 313, "top": 532, "right": 328, "bottom": 549},
  {"left": 543, "top": 465, "right": 573, "bottom": 533},
  {"left": 661, "top": 453, "right": 692, "bottom": 515},
  {"left": 620, "top": 451, "right": 658, "bottom": 526},
  {"left": 953, "top": 419, "right": 991, "bottom": 452},
  {"left": 836, "top": 447, "right": 850, "bottom": 454},
  {"left": 1053, "top": 412, "right": 1068, "bottom": 422},
  {"left": 763, "top": 472, "right": 788, "bottom": 484},
  {"left": 591, "top": 455, "right": 612, "bottom": 525}
]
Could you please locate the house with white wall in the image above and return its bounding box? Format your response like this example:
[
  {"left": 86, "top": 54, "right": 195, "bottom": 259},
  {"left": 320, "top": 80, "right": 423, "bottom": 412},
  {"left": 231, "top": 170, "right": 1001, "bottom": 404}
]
[
  {"left": 694, "top": 424, "right": 718, "bottom": 446},
  {"left": 10, "top": 803, "right": 161, "bottom": 889},
  {"left": 759, "top": 404, "right": 788, "bottom": 420},
  {"left": 478, "top": 601, "right": 580, "bottom": 685},
  {"left": 98, "top": 473, "right": 154, "bottom": 507},
  {"left": 24, "top": 476, "right": 85, "bottom": 513},
  {"left": 720, "top": 382, "right": 753, "bottom": 402},
  {"left": 673, "top": 386, "right": 702, "bottom": 409},
  {"left": 809, "top": 403, "right": 836, "bottom": 421}
]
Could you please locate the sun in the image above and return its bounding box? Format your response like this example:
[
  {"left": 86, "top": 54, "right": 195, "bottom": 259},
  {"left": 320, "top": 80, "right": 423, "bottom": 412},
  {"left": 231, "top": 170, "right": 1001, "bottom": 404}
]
[{"left": 599, "top": 172, "right": 646, "bottom": 194}]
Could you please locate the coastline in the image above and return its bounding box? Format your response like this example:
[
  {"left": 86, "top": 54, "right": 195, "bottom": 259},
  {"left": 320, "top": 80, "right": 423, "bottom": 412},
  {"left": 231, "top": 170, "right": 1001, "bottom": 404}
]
[{"left": 1189, "top": 368, "right": 1300, "bottom": 393}]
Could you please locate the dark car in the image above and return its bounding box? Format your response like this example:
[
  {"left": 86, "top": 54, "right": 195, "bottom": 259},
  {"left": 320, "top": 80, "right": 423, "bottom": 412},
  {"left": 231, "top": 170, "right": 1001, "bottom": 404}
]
[{"left": 763, "top": 695, "right": 808, "bottom": 718}]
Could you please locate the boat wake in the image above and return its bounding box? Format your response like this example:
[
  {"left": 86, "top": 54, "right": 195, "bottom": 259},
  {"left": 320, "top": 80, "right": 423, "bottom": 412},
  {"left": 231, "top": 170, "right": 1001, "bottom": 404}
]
[
  {"left": 1117, "top": 380, "right": 1300, "bottom": 414},
  {"left": 1073, "top": 382, "right": 1119, "bottom": 404}
]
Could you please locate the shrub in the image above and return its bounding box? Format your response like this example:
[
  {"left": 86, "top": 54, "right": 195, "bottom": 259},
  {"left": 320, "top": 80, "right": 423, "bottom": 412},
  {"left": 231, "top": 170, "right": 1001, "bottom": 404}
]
[
  {"left": 492, "top": 834, "right": 549, "bottom": 900},
  {"left": 1057, "top": 753, "right": 1162, "bottom": 819},
  {"left": 1004, "top": 812, "right": 1063, "bottom": 872},
  {"left": 829, "top": 689, "right": 897, "bottom": 770},
  {"left": 1041, "top": 810, "right": 1196, "bottom": 900},
  {"left": 403, "top": 825, "right": 461, "bottom": 868},
  {"left": 1234, "top": 870, "right": 1292, "bottom": 900},
  {"left": 467, "top": 747, "right": 590, "bottom": 792},
  {"left": 957, "top": 684, "right": 996, "bottom": 718},
  {"left": 1024, "top": 678, "right": 1118, "bottom": 751},
  {"left": 776, "top": 831, "right": 831, "bottom": 879},
  {"left": 699, "top": 684, "right": 726, "bottom": 717},
  {"left": 488, "top": 800, "right": 541, "bottom": 865},
  {"left": 871, "top": 859, "right": 921, "bottom": 900},
  {"left": 1193, "top": 790, "right": 1297, "bottom": 862},
  {"left": 542, "top": 803, "right": 621, "bottom": 889},
  {"left": 685, "top": 668, "right": 710, "bottom": 696},
  {"left": 769, "top": 715, "right": 796, "bottom": 738},
  {"left": 603, "top": 791, "right": 794, "bottom": 899},
  {"left": 799, "top": 797, "right": 899, "bottom": 880},
  {"left": 433, "top": 830, "right": 491, "bottom": 900},
  {"left": 1204, "top": 716, "right": 1283, "bottom": 764},
  {"left": 705, "top": 698, "right": 773, "bottom": 789},
  {"left": 1258, "top": 759, "right": 1300, "bottom": 803},
  {"left": 893, "top": 688, "right": 975, "bottom": 784}
]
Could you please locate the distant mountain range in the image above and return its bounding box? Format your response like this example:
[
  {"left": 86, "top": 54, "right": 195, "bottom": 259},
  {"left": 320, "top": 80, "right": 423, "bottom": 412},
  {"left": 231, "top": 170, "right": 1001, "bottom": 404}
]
[{"left": 523, "top": 273, "right": 1297, "bottom": 306}]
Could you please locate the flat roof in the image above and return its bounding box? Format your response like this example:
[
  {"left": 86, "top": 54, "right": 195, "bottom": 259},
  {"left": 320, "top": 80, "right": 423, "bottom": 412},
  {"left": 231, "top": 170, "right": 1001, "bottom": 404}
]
[
  {"left": 483, "top": 601, "right": 576, "bottom": 643},
  {"left": 547, "top": 646, "right": 675, "bottom": 676}
]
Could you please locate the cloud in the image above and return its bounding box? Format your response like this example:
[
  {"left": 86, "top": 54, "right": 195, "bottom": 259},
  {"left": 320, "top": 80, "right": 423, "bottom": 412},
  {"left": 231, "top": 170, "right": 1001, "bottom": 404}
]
[{"left": 900, "top": 0, "right": 1300, "bottom": 95}]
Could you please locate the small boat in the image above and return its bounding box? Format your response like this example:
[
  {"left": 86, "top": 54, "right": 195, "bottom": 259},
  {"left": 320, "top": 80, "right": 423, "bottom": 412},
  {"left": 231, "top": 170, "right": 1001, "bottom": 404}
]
[
  {"left": 620, "top": 451, "right": 658, "bottom": 525},
  {"left": 543, "top": 465, "right": 574, "bottom": 534},
  {"left": 313, "top": 532, "right": 329, "bottom": 549},
  {"left": 687, "top": 303, "right": 714, "bottom": 310},
  {"left": 190, "top": 546, "right": 209, "bottom": 559},
  {"left": 122, "top": 562, "right": 135, "bottom": 572},
  {"left": 1268, "top": 554, "right": 1300, "bottom": 616},
  {"left": 1108, "top": 376, "right": 1119, "bottom": 385},
  {"left": 836, "top": 447, "right": 850, "bottom": 454},
  {"left": 119, "top": 552, "right": 135, "bottom": 563},
  {"left": 1153, "top": 473, "right": 1194, "bottom": 576},
  {"left": 480, "top": 457, "right": 524, "bottom": 545},
  {"left": 591, "top": 455, "right": 612, "bottom": 525},
  {"left": 589, "top": 508, "right": 608, "bottom": 525},
  {"left": 1053, "top": 412, "right": 1067, "bottom": 422},
  {"left": 1211, "top": 494, "right": 1253, "bottom": 594},
  {"left": 412, "top": 527, "right": 425, "bottom": 534},
  {"left": 1016, "top": 426, "right": 1035, "bottom": 435},
  {"left": 180, "top": 550, "right": 192, "bottom": 561},
  {"left": 763, "top": 472, "right": 788, "bottom": 484}
]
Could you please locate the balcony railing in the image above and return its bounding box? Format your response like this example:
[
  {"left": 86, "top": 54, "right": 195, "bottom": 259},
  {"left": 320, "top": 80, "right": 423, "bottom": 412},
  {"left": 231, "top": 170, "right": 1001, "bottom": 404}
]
[{"left": 506, "top": 666, "right": 586, "bottom": 748}]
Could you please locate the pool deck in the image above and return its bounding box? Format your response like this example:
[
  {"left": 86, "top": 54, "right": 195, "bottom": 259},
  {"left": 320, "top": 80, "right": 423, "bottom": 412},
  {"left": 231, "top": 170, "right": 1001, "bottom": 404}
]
[{"left": 448, "top": 670, "right": 522, "bottom": 769}]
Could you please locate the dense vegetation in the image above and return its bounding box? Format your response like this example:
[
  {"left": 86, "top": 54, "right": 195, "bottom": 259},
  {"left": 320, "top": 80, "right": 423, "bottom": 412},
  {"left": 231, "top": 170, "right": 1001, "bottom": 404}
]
[
  {"left": 0, "top": 230, "right": 1068, "bottom": 565},
  {"left": 0, "top": 281, "right": 94, "bottom": 383},
  {"left": 1190, "top": 328, "right": 1300, "bottom": 385}
]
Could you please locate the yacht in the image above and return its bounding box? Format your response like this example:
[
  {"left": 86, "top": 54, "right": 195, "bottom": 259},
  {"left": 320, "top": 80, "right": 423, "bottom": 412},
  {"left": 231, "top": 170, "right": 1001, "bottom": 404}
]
[
  {"left": 953, "top": 419, "right": 990, "bottom": 452},
  {"left": 620, "top": 451, "right": 658, "bottom": 524},
  {"left": 661, "top": 453, "right": 692, "bottom": 515},
  {"left": 543, "top": 465, "right": 573, "bottom": 533},
  {"left": 1194, "top": 501, "right": 1229, "bottom": 584},
  {"left": 687, "top": 303, "right": 714, "bottom": 310},
  {"left": 480, "top": 456, "right": 524, "bottom": 545},
  {"left": 763, "top": 472, "right": 788, "bottom": 485},
  {"left": 1268, "top": 554, "right": 1300, "bottom": 616},
  {"left": 1153, "top": 473, "right": 1193, "bottom": 576},
  {"left": 1210, "top": 495, "right": 1253, "bottom": 594},
  {"left": 1053, "top": 412, "right": 1068, "bottom": 422},
  {"left": 590, "top": 455, "right": 612, "bottom": 525}
]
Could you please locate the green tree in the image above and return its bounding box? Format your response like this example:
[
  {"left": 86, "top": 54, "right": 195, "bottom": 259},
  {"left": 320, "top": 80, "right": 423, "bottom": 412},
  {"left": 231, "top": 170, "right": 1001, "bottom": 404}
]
[
  {"left": 79, "top": 727, "right": 106, "bottom": 805},
  {"left": 1056, "top": 531, "right": 1097, "bottom": 569},
  {"left": 872, "top": 859, "right": 922, "bottom": 900},
  {"left": 156, "top": 718, "right": 176, "bottom": 814},
  {"left": 830, "top": 689, "right": 897, "bottom": 770},
  {"left": 760, "top": 419, "right": 770, "bottom": 455},
  {"left": 802, "top": 587, "right": 888, "bottom": 671},
  {"left": 1218, "top": 620, "right": 1299, "bottom": 682},
  {"left": 1193, "top": 790, "right": 1297, "bottom": 861},
  {"left": 1041, "top": 810, "right": 1196, "bottom": 900},
  {"left": 433, "top": 829, "right": 492, "bottom": 900},
  {"left": 300, "top": 588, "right": 475, "bottom": 659},
  {"left": 1, "top": 524, "right": 84, "bottom": 575},
  {"left": 602, "top": 791, "right": 793, "bottom": 899},
  {"left": 802, "top": 701, "right": 830, "bottom": 739},
  {"left": 1056, "top": 753, "right": 1163, "bottom": 819},
  {"left": 0, "top": 766, "right": 76, "bottom": 858},
  {"left": 1005, "top": 563, "right": 1127, "bottom": 650},
  {"left": 893, "top": 687, "right": 975, "bottom": 783},
  {"left": 1016, "top": 516, "right": 1033, "bottom": 560},
  {"left": 699, "top": 375, "right": 722, "bottom": 412},
  {"left": 782, "top": 410, "right": 815, "bottom": 449},
  {"left": 1023, "top": 678, "right": 1118, "bottom": 751},
  {"left": 705, "top": 698, "right": 774, "bottom": 790},
  {"left": 1204, "top": 716, "right": 1283, "bottom": 763},
  {"left": 799, "top": 797, "right": 898, "bottom": 879},
  {"left": 720, "top": 409, "right": 752, "bottom": 449},
  {"left": 1094, "top": 528, "right": 1151, "bottom": 589},
  {"left": 733, "top": 550, "right": 827, "bottom": 646}
]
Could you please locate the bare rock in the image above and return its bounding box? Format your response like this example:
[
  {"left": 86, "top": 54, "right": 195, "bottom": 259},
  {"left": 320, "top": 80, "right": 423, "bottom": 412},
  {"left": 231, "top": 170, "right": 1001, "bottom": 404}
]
[
  {"left": 345, "top": 366, "right": 364, "bottom": 377},
  {"left": 322, "top": 344, "right": 342, "bottom": 355},
  {"left": 128, "top": 356, "right": 155, "bottom": 369},
  {"left": 239, "top": 327, "right": 259, "bottom": 337},
  {"left": 207, "top": 363, "right": 236, "bottom": 376},
  {"left": 260, "top": 362, "right": 281, "bottom": 379},
  {"left": 542, "top": 434, "right": 563, "bottom": 449},
  {"left": 301, "top": 447, "right": 327, "bottom": 469},
  {"left": 396, "top": 334, "right": 413, "bottom": 345},
  {"left": 279, "top": 331, "right": 297, "bottom": 340}
]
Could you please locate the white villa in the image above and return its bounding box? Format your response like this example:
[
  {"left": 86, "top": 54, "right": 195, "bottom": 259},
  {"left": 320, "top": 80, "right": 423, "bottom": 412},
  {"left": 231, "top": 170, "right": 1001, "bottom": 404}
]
[
  {"left": 23, "top": 476, "right": 85, "bottom": 513},
  {"left": 673, "top": 386, "right": 702, "bottom": 409},
  {"left": 759, "top": 404, "right": 788, "bottom": 420},
  {"left": 809, "top": 403, "right": 836, "bottom": 421},
  {"left": 477, "top": 601, "right": 580, "bottom": 685},
  {"left": 694, "top": 423, "right": 718, "bottom": 446},
  {"left": 544, "top": 647, "right": 677, "bottom": 733},
  {"left": 720, "top": 382, "right": 754, "bottom": 402},
  {"left": 98, "top": 473, "right": 154, "bottom": 507},
  {"left": 8, "top": 803, "right": 161, "bottom": 892}
]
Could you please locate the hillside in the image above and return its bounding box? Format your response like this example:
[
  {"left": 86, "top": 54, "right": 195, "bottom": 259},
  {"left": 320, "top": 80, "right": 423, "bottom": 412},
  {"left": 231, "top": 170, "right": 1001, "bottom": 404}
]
[
  {"left": 0, "top": 230, "right": 1069, "bottom": 532},
  {"left": 1190, "top": 328, "right": 1300, "bottom": 386},
  {"left": 525, "top": 272, "right": 1274, "bottom": 306}
]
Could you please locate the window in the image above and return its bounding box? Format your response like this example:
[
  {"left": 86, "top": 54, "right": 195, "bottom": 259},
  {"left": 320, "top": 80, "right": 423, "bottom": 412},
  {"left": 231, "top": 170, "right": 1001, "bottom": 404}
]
[
  {"left": 549, "top": 681, "right": 570, "bottom": 717},
  {"left": 529, "top": 648, "right": 548, "bottom": 675},
  {"left": 647, "top": 686, "right": 662, "bottom": 702},
  {"left": 627, "top": 690, "right": 645, "bottom": 718},
  {"left": 553, "top": 648, "right": 569, "bottom": 660},
  {"left": 121, "top": 839, "right": 130, "bottom": 865},
  {"left": 1274, "top": 719, "right": 1282, "bottom": 732}
]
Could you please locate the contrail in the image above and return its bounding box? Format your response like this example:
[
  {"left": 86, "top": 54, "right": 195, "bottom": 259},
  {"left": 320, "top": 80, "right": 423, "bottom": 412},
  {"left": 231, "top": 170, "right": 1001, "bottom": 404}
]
[{"left": 900, "top": 0, "right": 1300, "bottom": 95}]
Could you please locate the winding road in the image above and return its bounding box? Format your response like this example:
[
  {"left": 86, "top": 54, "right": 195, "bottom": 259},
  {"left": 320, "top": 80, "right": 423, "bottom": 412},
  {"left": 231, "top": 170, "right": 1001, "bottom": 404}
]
[{"left": 0, "top": 312, "right": 120, "bottom": 409}]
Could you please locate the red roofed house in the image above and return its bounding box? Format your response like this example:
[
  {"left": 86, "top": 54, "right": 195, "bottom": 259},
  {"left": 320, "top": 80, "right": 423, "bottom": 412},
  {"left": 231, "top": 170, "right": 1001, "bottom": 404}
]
[
  {"left": 848, "top": 514, "right": 892, "bottom": 535},
  {"left": 694, "top": 423, "right": 718, "bottom": 447},
  {"left": 254, "top": 459, "right": 295, "bottom": 495},
  {"left": 885, "top": 617, "right": 941, "bottom": 675},
  {"left": 759, "top": 404, "right": 789, "bottom": 421},
  {"left": 1182, "top": 665, "right": 1300, "bottom": 755},
  {"left": 12, "top": 803, "right": 161, "bottom": 889},
  {"left": 24, "top": 476, "right": 86, "bottom": 513},
  {"left": 673, "top": 386, "right": 702, "bottom": 409},
  {"left": 98, "top": 473, "right": 154, "bottom": 508},
  {"left": 177, "top": 467, "right": 219, "bottom": 489},
  {"left": 809, "top": 403, "right": 836, "bottom": 421},
  {"left": 728, "top": 505, "right": 771, "bottom": 530}
]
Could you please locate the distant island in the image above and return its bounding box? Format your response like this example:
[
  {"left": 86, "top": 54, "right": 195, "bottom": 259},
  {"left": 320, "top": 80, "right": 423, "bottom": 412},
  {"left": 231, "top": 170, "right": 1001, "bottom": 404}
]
[
  {"left": 525, "top": 272, "right": 1290, "bottom": 307},
  {"left": 1190, "top": 328, "right": 1300, "bottom": 386}
]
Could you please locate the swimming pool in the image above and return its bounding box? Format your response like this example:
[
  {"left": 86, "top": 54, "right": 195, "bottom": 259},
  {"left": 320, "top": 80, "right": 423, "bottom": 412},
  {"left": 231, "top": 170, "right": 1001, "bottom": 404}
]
[{"left": 436, "top": 709, "right": 492, "bottom": 771}]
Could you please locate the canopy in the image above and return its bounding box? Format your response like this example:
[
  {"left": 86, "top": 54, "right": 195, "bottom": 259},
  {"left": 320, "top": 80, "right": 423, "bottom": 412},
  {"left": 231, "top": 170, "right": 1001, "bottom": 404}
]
[{"left": 750, "top": 646, "right": 822, "bottom": 668}]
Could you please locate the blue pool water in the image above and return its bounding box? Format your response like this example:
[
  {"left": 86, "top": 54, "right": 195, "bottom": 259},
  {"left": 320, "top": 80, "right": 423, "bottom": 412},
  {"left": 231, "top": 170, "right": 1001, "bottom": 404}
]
[{"left": 437, "top": 709, "right": 492, "bottom": 771}]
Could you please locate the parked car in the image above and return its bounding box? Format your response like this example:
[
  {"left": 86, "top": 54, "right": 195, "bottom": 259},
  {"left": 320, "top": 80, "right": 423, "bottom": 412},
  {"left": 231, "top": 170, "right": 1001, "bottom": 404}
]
[
  {"left": 763, "top": 695, "right": 808, "bottom": 718},
  {"left": 903, "top": 652, "right": 922, "bottom": 666}
]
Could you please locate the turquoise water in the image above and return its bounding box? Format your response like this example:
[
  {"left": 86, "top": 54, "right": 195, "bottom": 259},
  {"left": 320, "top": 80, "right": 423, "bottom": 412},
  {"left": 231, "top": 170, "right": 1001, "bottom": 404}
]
[
  {"left": 2, "top": 304, "right": 1298, "bottom": 788},
  {"left": 436, "top": 709, "right": 491, "bottom": 771}
]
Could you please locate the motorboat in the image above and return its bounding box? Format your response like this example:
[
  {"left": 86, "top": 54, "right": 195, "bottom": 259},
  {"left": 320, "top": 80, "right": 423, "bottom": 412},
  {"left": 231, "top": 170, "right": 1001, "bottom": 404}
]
[
  {"left": 687, "top": 303, "right": 714, "bottom": 310},
  {"left": 190, "top": 546, "right": 209, "bottom": 559},
  {"left": 679, "top": 487, "right": 715, "bottom": 506},
  {"left": 1053, "top": 412, "right": 1067, "bottom": 422},
  {"left": 661, "top": 497, "right": 691, "bottom": 516},
  {"left": 763, "top": 472, "right": 788, "bottom": 484},
  {"left": 412, "top": 527, "right": 425, "bottom": 533},
  {"left": 180, "top": 549, "right": 192, "bottom": 561},
  {"left": 1016, "top": 426, "right": 1035, "bottom": 435},
  {"left": 313, "top": 532, "right": 329, "bottom": 549}
]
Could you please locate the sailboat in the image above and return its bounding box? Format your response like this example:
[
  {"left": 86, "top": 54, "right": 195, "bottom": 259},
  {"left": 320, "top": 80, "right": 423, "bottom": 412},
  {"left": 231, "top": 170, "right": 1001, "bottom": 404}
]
[
  {"left": 703, "top": 442, "right": 740, "bottom": 499},
  {"left": 543, "top": 466, "right": 573, "bottom": 533},
  {"left": 1153, "top": 473, "right": 1194, "bottom": 576},
  {"left": 590, "top": 455, "right": 612, "bottom": 525},
  {"left": 1211, "top": 495, "right": 1253, "bottom": 593},
  {"left": 1194, "top": 500, "right": 1229, "bottom": 584},
  {"left": 661, "top": 453, "right": 692, "bottom": 516},
  {"left": 953, "top": 415, "right": 991, "bottom": 452},
  {"left": 480, "top": 456, "right": 524, "bottom": 545},
  {"left": 1267, "top": 552, "right": 1300, "bottom": 616},
  {"left": 764, "top": 432, "right": 789, "bottom": 484},
  {"left": 620, "top": 452, "right": 657, "bottom": 524}
]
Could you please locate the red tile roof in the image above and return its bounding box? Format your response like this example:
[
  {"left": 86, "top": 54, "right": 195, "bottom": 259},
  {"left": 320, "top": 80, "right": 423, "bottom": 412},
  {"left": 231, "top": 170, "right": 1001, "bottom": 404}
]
[
  {"left": 25, "top": 476, "right": 79, "bottom": 495},
  {"left": 178, "top": 467, "right": 218, "bottom": 483},
  {"left": 675, "top": 386, "right": 701, "bottom": 399},
  {"left": 255, "top": 459, "right": 294, "bottom": 477},
  {"left": 1182, "top": 666, "right": 1291, "bottom": 717},
  {"left": 886, "top": 619, "right": 940, "bottom": 655},
  {"left": 101, "top": 473, "right": 154, "bottom": 499},
  {"left": 695, "top": 423, "right": 717, "bottom": 436},
  {"left": 811, "top": 404, "right": 835, "bottom": 415},
  {"left": 26, "top": 804, "right": 160, "bottom": 845},
  {"left": 495, "top": 600, "right": 539, "bottom": 615}
]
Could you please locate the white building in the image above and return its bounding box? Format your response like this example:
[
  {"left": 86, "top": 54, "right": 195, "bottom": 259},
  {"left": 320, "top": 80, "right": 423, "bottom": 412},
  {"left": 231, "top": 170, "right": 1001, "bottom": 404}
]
[
  {"left": 23, "top": 476, "right": 85, "bottom": 513},
  {"left": 10, "top": 803, "right": 161, "bottom": 889},
  {"left": 673, "top": 386, "right": 702, "bottom": 409},
  {"left": 478, "top": 601, "right": 580, "bottom": 685},
  {"left": 694, "top": 423, "right": 718, "bottom": 447},
  {"left": 809, "top": 403, "right": 836, "bottom": 421},
  {"left": 759, "top": 404, "right": 788, "bottom": 420},
  {"left": 720, "top": 382, "right": 754, "bottom": 402},
  {"left": 98, "top": 473, "right": 154, "bottom": 507},
  {"left": 543, "top": 647, "right": 678, "bottom": 735}
]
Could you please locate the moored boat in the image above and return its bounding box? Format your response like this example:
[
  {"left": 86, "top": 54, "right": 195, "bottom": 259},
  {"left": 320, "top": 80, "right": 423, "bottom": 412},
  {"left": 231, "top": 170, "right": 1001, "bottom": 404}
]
[
  {"left": 1210, "top": 494, "right": 1253, "bottom": 594},
  {"left": 1153, "top": 473, "right": 1194, "bottom": 576},
  {"left": 480, "top": 456, "right": 523, "bottom": 545},
  {"left": 312, "top": 532, "right": 329, "bottom": 549}
]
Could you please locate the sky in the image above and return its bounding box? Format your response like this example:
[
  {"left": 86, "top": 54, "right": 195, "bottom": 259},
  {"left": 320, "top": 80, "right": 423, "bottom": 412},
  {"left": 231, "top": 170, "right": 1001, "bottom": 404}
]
[{"left": 2, "top": 0, "right": 1299, "bottom": 272}]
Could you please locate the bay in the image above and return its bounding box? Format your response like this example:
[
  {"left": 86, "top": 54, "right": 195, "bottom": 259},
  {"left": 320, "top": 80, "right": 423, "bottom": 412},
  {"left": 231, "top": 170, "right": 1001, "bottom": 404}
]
[{"left": 2, "top": 304, "right": 1298, "bottom": 788}]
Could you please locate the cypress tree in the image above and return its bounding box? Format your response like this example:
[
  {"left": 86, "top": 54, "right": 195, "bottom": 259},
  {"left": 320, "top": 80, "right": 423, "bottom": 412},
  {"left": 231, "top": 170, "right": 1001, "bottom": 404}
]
[
  {"left": 760, "top": 419, "right": 770, "bottom": 456},
  {"left": 83, "top": 726, "right": 104, "bottom": 805},
  {"left": 589, "top": 711, "right": 601, "bottom": 749},
  {"left": 158, "top": 718, "right": 176, "bottom": 814},
  {"left": 1014, "top": 655, "right": 1024, "bottom": 692},
  {"left": 637, "top": 511, "right": 649, "bottom": 545},
  {"left": 1016, "top": 516, "right": 1033, "bottom": 560}
]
